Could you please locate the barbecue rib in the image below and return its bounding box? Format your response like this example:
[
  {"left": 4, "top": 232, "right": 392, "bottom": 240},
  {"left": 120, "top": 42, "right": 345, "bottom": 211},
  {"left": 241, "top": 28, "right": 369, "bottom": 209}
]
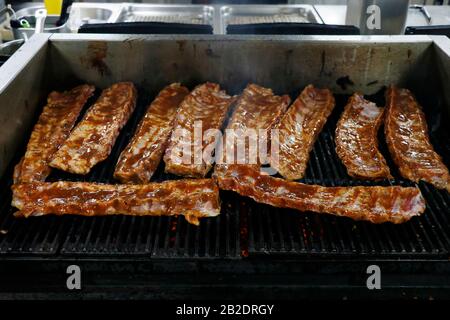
[
  {"left": 214, "top": 164, "right": 425, "bottom": 224},
  {"left": 385, "top": 86, "right": 450, "bottom": 192},
  {"left": 216, "top": 83, "right": 290, "bottom": 167},
  {"left": 114, "top": 83, "right": 189, "bottom": 183},
  {"left": 12, "top": 179, "right": 220, "bottom": 225},
  {"left": 13, "top": 84, "right": 95, "bottom": 184},
  {"left": 335, "top": 93, "right": 392, "bottom": 180},
  {"left": 270, "top": 85, "right": 334, "bottom": 180},
  {"left": 163, "top": 82, "right": 235, "bottom": 178},
  {"left": 50, "top": 82, "right": 137, "bottom": 175}
]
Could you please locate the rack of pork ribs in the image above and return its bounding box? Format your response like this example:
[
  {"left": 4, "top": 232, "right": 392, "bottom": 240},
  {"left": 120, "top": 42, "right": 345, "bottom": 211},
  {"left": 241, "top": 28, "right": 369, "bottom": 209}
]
[{"left": 12, "top": 81, "right": 450, "bottom": 227}]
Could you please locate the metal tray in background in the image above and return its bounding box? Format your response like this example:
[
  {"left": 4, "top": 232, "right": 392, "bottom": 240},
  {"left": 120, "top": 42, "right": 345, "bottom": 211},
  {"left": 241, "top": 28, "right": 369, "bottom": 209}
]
[
  {"left": 12, "top": 5, "right": 69, "bottom": 40},
  {"left": 116, "top": 4, "right": 214, "bottom": 26},
  {"left": 66, "top": 2, "right": 122, "bottom": 33},
  {"left": 219, "top": 5, "right": 323, "bottom": 34}
]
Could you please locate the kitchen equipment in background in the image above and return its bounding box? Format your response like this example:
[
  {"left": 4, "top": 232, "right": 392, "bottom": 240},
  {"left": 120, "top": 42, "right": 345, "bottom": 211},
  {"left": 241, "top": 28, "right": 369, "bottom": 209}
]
[
  {"left": 407, "top": 5, "right": 450, "bottom": 26},
  {"left": 226, "top": 23, "right": 359, "bottom": 35},
  {"left": 406, "top": 25, "right": 450, "bottom": 36},
  {"left": 410, "top": 4, "right": 432, "bottom": 24},
  {"left": 0, "top": 0, "right": 6, "bottom": 21},
  {"left": 78, "top": 21, "right": 213, "bottom": 34},
  {"left": 24, "top": 2, "right": 449, "bottom": 36},
  {"left": 65, "top": 2, "right": 122, "bottom": 33},
  {"left": 0, "top": 39, "right": 23, "bottom": 67},
  {"left": 0, "top": 3, "right": 15, "bottom": 28},
  {"left": 33, "top": 9, "right": 47, "bottom": 34},
  {"left": 69, "top": 3, "right": 216, "bottom": 33},
  {"left": 11, "top": 5, "right": 68, "bottom": 40},
  {"left": 56, "top": 0, "right": 74, "bottom": 26},
  {"left": 346, "top": 0, "right": 410, "bottom": 35},
  {"left": 317, "top": 4, "right": 450, "bottom": 30},
  {"left": 289, "top": 0, "right": 342, "bottom": 3},
  {"left": 219, "top": 5, "right": 323, "bottom": 34},
  {"left": 0, "top": 1, "right": 10, "bottom": 41},
  {"left": 406, "top": 5, "right": 450, "bottom": 37},
  {"left": 116, "top": 3, "right": 214, "bottom": 25}
]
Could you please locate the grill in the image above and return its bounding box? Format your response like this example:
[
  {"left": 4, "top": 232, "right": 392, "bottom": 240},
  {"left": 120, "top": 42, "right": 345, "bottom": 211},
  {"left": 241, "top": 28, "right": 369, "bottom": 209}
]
[
  {"left": 0, "top": 81, "right": 448, "bottom": 260},
  {"left": 0, "top": 90, "right": 241, "bottom": 258},
  {"left": 0, "top": 34, "right": 449, "bottom": 298},
  {"left": 123, "top": 15, "right": 205, "bottom": 25},
  {"left": 247, "top": 94, "right": 450, "bottom": 258},
  {"left": 228, "top": 14, "right": 310, "bottom": 25}
]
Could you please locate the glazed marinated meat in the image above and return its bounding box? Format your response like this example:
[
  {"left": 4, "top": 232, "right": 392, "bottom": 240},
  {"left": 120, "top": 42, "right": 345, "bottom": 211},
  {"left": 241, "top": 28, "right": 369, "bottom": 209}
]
[
  {"left": 13, "top": 84, "right": 95, "bottom": 183},
  {"left": 114, "top": 83, "right": 189, "bottom": 183},
  {"left": 163, "top": 82, "right": 235, "bottom": 177},
  {"left": 12, "top": 179, "right": 220, "bottom": 225},
  {"left": 271, "top": 85, "right": 334, "bottom": 180},
  {"left": 216, "top": 83, "right": 290, "bottom": 167},
  {"left": 385, "top": 86, "right": 450, "bottom": 192},
  {"left": 335, "top": 93, "right": 391, "bottom": 180},
  {"left": 50, "top": 82, "right": 137, "bottom": 175},
  {"left": 226, "top": 84, "right": 290, "bottom": 133},
  {"left": 214, "top": 164, "right": 425, "bottom": 224}
]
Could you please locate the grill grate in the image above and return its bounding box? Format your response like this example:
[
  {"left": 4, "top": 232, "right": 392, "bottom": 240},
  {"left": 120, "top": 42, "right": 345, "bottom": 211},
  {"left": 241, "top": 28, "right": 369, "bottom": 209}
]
[
  {"left": 123, "top": 14, "right": 206, "bottom": 25},
  {"left": 227, "top": 14, "right": 310, "bottom": 25},
  {"left": 247, "top": 94, "right": 450, "bottom": 258},
  {"left": 0, "top": 89, "right": 241, "bottom": 258},
  {"left": 0, "top": 89, "right": 448, "bottom": 259}
]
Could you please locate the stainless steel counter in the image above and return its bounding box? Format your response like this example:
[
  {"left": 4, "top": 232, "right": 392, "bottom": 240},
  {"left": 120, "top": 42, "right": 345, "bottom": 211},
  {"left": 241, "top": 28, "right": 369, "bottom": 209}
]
[
  {"left": 65, "top": 3, "right": 325, "bottom": 35},
  {"left": 314, "top": 5, "right": 346, "bottom": 25},
  {"left": 315, "top": 5, "right": 450, "bottom": 29},
  {"left": 407, "top": 6, "right": 450, "bottom": 26},
  {"left": 7, "top": 2, "right": 450, "bottom": 36}
]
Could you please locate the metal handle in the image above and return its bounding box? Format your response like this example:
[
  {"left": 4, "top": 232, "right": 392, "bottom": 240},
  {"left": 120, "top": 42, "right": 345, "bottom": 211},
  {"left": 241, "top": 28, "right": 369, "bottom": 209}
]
[
  {"left": 420, "top": 6, "right": 432, "bottom": 23},
  {"left": 56, "top": 0, "right": 74, "bottom": 26},
  {"left": 0, "top": 6, "right": 7, "bottom": 19},
  {"left": 34, "top": 8, "right": 47, "bottom": 34},
  {"left": 0, "top": 4, "right": 16, "bottom": 20},
  {"left": 410, "top": 5, "right": 432, "bottom": 24}
]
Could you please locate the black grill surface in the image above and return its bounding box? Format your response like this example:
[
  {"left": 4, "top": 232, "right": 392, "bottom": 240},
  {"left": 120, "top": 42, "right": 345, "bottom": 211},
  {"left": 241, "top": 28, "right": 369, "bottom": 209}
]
[{"left": 0, "top": 88, "right": 449, "bottom": 259}]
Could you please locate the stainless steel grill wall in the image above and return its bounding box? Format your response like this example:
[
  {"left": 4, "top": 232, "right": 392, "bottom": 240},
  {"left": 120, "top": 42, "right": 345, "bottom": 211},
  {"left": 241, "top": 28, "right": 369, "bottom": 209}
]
[{"left": 0, "top": 34, "right": 449, "bottom": 178}]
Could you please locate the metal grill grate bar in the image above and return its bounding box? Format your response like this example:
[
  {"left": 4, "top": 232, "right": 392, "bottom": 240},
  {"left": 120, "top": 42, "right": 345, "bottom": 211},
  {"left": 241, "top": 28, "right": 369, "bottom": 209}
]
[
  {"left": 247, "top": 93, "right": 450, "bottom": 257},
  {"left": 0, "top": 89, "right": 448, "bottom": 259}
]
